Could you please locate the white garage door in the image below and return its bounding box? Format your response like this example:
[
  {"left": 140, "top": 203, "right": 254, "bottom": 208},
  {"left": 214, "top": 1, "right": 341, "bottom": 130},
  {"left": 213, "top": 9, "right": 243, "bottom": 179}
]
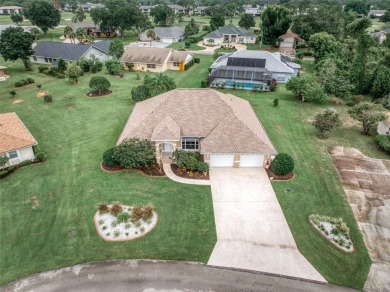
[
  {"left": 161, "top": 38, "right": 174, "bottom": 44},
  {"left": 240, "top": 154, "right": 264, "bottom": 168},
  {"left": 210, "top": 154, "right": 235, "bottom": 167}
]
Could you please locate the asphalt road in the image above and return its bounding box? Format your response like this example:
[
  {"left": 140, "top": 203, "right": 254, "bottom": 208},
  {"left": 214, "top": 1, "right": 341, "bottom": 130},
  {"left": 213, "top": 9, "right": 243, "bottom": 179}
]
[{"left": 2, "top": 260, "right": 357, "bottom": 292}]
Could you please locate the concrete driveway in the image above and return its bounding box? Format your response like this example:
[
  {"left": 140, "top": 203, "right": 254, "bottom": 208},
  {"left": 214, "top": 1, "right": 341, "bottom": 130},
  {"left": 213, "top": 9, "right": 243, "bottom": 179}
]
[{"left": 208, "top": 168, "right": 326, "bottom": 282}]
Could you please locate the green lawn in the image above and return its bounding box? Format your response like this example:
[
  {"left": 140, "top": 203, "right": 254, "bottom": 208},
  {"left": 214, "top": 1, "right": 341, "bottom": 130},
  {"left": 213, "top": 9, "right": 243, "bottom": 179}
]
[
  {"left": 167, "top": 41, "right": 205, "bottom": 51},
  {"left": 224, "top": 86, "right": 387, "bottom": 289},
  {"left": 0, "top": 56, "right": 216, "bottom": 285}
]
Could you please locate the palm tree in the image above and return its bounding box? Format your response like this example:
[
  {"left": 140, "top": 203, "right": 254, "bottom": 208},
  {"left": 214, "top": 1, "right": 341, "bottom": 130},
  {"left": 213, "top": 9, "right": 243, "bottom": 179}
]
[
  {"left": 146, "top": 29, "right": 156, "bottom": 47},
  {"left": 144, "top": 73, "right": 176, "bottom": 96},
  {"left": 69, "top": 31, "right": 76, "bottom": 44},
  {"left": 30, "top": 27, "right": 41, "bottom": 41},
  {"left": 75, "top": 27, "right": 86, "bottom": 44}
]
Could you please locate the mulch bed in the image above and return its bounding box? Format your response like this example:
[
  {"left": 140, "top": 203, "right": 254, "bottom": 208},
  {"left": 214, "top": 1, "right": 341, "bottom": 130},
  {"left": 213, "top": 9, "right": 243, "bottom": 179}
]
[
  {"left": 100, "top": 162, "right": 165, "bottom": 177},
  {"left": 171, "top": 164, "right": 210, "bottom": 180},
  {"left": 86, "top": 89, "right": 112, "bottom": 97},
  {"left": 265, "top": 168, "right": 295, "bottom": 181}
]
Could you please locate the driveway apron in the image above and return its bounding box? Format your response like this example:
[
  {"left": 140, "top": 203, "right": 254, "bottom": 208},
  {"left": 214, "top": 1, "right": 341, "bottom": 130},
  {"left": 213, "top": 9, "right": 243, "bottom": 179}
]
[{"left": 208, "top": 168, "right": 326, "bottom": 282}]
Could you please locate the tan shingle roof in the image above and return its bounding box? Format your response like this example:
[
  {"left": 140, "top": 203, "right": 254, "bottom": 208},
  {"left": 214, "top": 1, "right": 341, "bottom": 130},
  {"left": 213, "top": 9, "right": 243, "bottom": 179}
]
[
  {"left": 168, "top": 50, "right": 191, "bottom": 63},
  {"left": 0, "top": 112, "right": 37, "bottom": 154},
  {"left": 117, "top": 89, "right": 276, "bottom": 154},
  {"left": 120, "top": 47, "right": 172, "bottom": 64}
]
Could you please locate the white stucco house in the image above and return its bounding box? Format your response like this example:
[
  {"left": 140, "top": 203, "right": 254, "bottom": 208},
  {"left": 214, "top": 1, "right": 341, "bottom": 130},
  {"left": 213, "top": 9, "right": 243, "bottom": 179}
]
[
  {"left": 140, "top": 26, "right": 185, "bottom": 44},
  {"left": 30, "top": 41, "right": 111, "bottom": 65},
  {"left": 377, "top": 112, "right": 390, "bottom": 135},
  {"left": 203, "top": 24, "right": 257, "bottom": 45},
  {"left": 0, "top": 5, "right": 22, "bottom": 14},
  {"left": 0, "top": 113, "right": 38, "bottom": 168}
]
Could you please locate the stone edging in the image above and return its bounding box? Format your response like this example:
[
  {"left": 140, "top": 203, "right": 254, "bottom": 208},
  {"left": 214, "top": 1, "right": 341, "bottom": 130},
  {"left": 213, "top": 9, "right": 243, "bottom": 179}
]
[
  {"left": 309, "top": 220, "right": 355, "bottom": 253},
  {"left": 94, "top": 208, "right": 159, "bottom": 242}
]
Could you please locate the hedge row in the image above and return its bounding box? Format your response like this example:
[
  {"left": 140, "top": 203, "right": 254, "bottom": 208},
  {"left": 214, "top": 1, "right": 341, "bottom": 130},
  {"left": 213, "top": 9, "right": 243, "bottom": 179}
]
[{"left": 15, "top": 77, "right": 34, "bottom": 87}]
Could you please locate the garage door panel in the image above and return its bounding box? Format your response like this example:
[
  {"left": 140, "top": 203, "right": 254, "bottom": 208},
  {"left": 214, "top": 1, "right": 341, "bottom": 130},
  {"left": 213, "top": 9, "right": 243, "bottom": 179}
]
[
  {"left": 240, "top": 154, "right": 264, "bottom": 168},
  {"left": 210, "top": 154, "right": 235, "bottom": 167}
]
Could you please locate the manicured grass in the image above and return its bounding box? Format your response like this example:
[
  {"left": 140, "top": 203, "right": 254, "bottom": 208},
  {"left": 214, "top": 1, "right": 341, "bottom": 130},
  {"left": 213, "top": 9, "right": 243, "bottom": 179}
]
[
  {"left": 167, "top": 41, "right": 205, "bottom": 51},
  {"left": 225, "top": 86, "right": 387, "bottom": 290},
  {"left": 0, "top": 57, "right": 217, "bottom": 285}
]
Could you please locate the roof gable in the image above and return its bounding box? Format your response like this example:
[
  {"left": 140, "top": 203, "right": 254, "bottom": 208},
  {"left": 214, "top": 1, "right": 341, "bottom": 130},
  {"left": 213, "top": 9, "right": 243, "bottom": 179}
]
[
  {"left": 0, "top": 113, "right": 37, "bottom": 153},
  {"left": 120, "top": 47, "right": 172, "bottom": 64},
  {"left": 154, "top": 26, "right": 184, "bottom": 38}
]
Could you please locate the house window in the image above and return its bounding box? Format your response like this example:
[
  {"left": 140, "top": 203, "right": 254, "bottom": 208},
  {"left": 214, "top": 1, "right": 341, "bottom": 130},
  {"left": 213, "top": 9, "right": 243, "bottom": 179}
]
[
  {"left": 277, "top": 74, "right": 285, "bottom": 81},
  {"left": 8, "top": 150, "right": 18, "bottom": 159},
  {"left": 147, "top": 64, "right": 156, "bottom": 69},
  {"left": 33, "top": 56, "right": 37, "bottom": 61},
  {"left": 45, "top": 58, "right": 49, "bottom": 63},
  {"left": 173, "top": 62, "right": 179, "bottom": 67},
  {"left": 181, "top": 137, "right": 199, "bottom": 150}
]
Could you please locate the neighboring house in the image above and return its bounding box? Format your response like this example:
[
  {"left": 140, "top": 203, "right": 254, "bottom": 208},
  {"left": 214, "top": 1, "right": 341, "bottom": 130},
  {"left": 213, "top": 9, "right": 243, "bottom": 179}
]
[
  {"left": 68, "top": 22, "right": 116, "bottom": 38},
  {"left": 0, "top": 112, "right": 38, "bottom": 168},
  {"left": 278, "top": 32, "right": 305, "bottom": 57},
  {"left": 209, "top": 50, "right": 299, "bottom": 90},
  {"left": 140, "top": 5, "right": 153, "bottom": 15},
  {"left": 0, "top": 24, "right": 31, "bottom": 35},
  {"left": 63, "top": 3, "right": 105, "bottom": 12},
  {"left": 140, "top": 26, "right": 185, "bottom": 44},
  {"left": 30, "top": 41, "right": 111, "bottom": 65},
  {"left": 377, "top": 112, "right": 390, "bottom": 135},
  {"left": 168, "top": 4, "right": 186, "bottom": 14},
  {"left": 193, "top": 6, "right": 208, "bottom": 15},
  {"left": 371, "top": 28, "right": 390, "bottom": 43},
  {"left": 203, "top": 24, "right": 256, "bottom": 45},
  {"left": 117, "top": 89, "right": 276, "bottom": 168},
  {"left": 119, "top": 47, "right": 193, "bottom": 72},
  {"left": 369, "top": 10, "right": 386, "bottom": 18},
  {"left": 243, "top": 4, "right": 261, "bottom": 16},
  {"left": 0, "top": 5, "right": 22, "bottom": 14}
]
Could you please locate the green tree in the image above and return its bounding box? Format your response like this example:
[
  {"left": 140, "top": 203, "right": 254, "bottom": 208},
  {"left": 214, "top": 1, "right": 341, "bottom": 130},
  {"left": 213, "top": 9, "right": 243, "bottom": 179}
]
[
  {"left": 380, "top": 11, "right": 390, "bottom": 22},
  {"left": 348, "top": 102, "right": 387, "bottom": 135},
  {"left": 10, "top": 13, "right": 23, "bottom": 25},
  {"left": 0, "top": 155, "right": 9, "bottom": 168},
  {"left": 261, "top": 5, "right": 291, "bottom": 45},
  {"left": 144, "top": 73, "right": 176, "bottom": 96},
  {"left": 71, "top": 7, "right": 86, "bottom": 23},
  {"left": 312, "top": 109, "right": 342, "bottom": 138},
  {"left": 23, "top": 0, "right": 61, "bottom": 36},
  {"left": 270, "top": 153, "right": 294, "bottom": 175},
  {"left": 131, "top": 85, "right": 152, "bottom": 102},
  {"left": 286, "top": 74, "right": 328, "bottom": 103},
  {"left": 64, "top": 25, "right": 73, "bottom": 36},
  {"left": 291, "top": 4, "right": 347, "bottom": 41},
  {"left": 238, "top": 13, "right": 255, "bottom": 30},
  {"left": 309, "top": 32, "right": 340, "bottom": 63},
  {"left": 105, "top": 60, "right": 122, "bottom": 75},
  {"left": 146, "top": 29, "right": 156, "bottom": 47},
  {"left": 89, "top": 76, "right": 111, "bottom": 93},
  {"left": 0, "top": 27, "right": 33, "bottom": 71},
  {"left": 210, "top": 14, "right": 225, "bottom": 30},
  {"left": 30, "top": 27, "right": 41, "bottom": 41},
  {"left": 75, "top": 27, "right": 86, "bottom": 44},
  {"left": 66, "top": 62, "right": 82, "bottom": 83},
  {"left": 109, "top": 39, "right": 124, "bottom": 59},
  {"left": 344, "top": 0, "right": 369, "bottom": 15},
  {"left": 150, "top": 4, "right": 175, "bottom": 27},
  {"left": 371, "top": 64, "right": 390, "bottom": 99},
  {"left": 184, "top": 18, "right": 199, "bottom": 37},
  {"left": 57, "top": 58, "right": 67, "bottom": 73},
  {"left": 113, "top": 138, "right": 156, "bottom": 169}
]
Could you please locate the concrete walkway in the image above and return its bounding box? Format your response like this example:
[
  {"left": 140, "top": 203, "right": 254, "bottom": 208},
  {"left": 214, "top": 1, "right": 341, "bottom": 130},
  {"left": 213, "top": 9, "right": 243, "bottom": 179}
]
[
  {"left": 163, "top": 163, "right": 211, "bottom": 185},
  {"left": 2, "top": 260, "right": 356, "bottom": 292},
  {"left": 208, "top": 168, "right": 326, "bottom": 282}
]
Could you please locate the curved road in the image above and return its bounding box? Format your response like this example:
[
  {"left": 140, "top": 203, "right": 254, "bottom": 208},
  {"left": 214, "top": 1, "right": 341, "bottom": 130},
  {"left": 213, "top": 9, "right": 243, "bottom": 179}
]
[{"left": 2, "top": 260, "right": 357, "bottom": 292}]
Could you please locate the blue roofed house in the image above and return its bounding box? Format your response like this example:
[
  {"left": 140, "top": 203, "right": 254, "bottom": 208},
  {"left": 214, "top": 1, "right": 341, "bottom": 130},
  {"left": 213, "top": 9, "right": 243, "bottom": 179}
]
[
  {"left": 209, "top": 50, "right": 300, "bottom": 91},
  {"left": 30, "top": 41, "right": 111, "bottom": 66},
  {"left": 203, "top": 24, "right": 256, "bottom": 45}
]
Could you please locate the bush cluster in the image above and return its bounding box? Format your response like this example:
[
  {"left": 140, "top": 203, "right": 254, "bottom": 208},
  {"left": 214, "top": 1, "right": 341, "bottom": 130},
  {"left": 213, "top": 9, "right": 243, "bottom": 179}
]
[
  {"left": 105, "top": 60, "right": 122, "bottom": 76},
  {"left": 270, "top": 153, "right": 294, "bottom": 175},
  {"left": 77, "top": 58, "right": 103, "bottom": 73},
  {"left": 194, "top": 57, "right": 200, "bottom": 63},
  {"left": 375, "top": 135, "right": 390, "bottom": 154},
  {"left": 200, "top": 80, "right": 208, "bottom": 88},
  {"left": 44, "top": 93, "right": 53, "bottom": 103},
  {"left": 184, "top": 59, "right": 195, "bottom": 70},
  {"left": 102, "top": 147, "right": 118, "bottom": 166},
  {"left": 112, "top": 138, "right": 156, "bottom": 169},
  {"left": 38, "top": 66, "right": 66, "bottom": 79},
  {"left": 89, "top": 76, "right": 111, "bottom": 93},
  {"left": 15, "top": 77, "right": 34, "bottom": 87},
  {"left": 172, "top": 150, "right": 209, "bottom": 172}
]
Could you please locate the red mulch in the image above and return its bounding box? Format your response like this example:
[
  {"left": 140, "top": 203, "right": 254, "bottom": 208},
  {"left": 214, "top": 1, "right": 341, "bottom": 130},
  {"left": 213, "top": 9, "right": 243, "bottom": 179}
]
[
  {"left": 86, "top": 89, "right": 112, "bottom": 97},
  {"left": 265, "top": 168, "right": 295, "bottom": 181},
  {"left": 101, "top": 162, "right": 165, "bottom": 176},
  {"left": 171, "top": 164, "right": 210, "bottom": 180}
]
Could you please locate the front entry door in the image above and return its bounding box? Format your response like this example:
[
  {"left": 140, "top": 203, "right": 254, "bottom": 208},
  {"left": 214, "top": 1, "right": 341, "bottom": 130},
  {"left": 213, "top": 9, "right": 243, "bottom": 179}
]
[{"left": 162, "top": 143, "right": 173, "bottom": 152}]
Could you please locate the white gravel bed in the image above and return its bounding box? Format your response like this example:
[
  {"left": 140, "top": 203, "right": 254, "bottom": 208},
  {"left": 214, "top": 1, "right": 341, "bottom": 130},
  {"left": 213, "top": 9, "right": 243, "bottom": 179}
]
[
  {"left": 94, "top": 206, "right": 158, "bottom": 241},
  {"left": 309, "top": 215, "right": 354, "bottom": 252}
]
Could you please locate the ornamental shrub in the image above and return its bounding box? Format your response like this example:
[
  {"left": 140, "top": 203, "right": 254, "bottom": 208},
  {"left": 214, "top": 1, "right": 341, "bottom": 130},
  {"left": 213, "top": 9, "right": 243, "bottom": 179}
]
[
  {"left": 270, "top": 153, "right": 294, "bottom": 175},
  {"left": 97, "top": 202, "right": 109, "bottom": 214},
  {"left": 110, "top": 202, "right": 123, "bottom": 216},
  {"left": 194, "top": 57, "right": 200, "bottom": 63},
  {"left": 113, "top": 138, "right": 156, "bottom": 169},
  {"left": 117, "top": 212, "right": 130, "bottom": 223},
  {"left": 131, "top": 84, "right": 151, "bottom": 102},
  {"left": 38, "top": 66, "right": 49, "bottom": 73},
  {"left": 44, "top": 93, "right": 53, "bottom": 103},
  {"left": 26, "top": 77, "right": 34, "bottom": 84},
  {"left": 105, "top": 60, "right": 122, "bottom": 75},
  {"left": 375, "top": 135, "right": 390, "bottom": 154},
  {"left": 142, "top": 203, "right": 154, "bottom": 220},
  {"left": 185, "top": 41, "right": 191, "bottom": 48},
  {"left": 77, "top": 58, "right": 92, "bottom": 72},
  {"left": 102, "top": 147, "right": 118, "bottom": 166},
  {"left": 196, "top": 161, "right": 209, "bottom": 172},
  {"left": 89, "top": 76, "right": 111, "bottom": 93},
  {"left": 201, "top": 80, "right": 208, "bottom": 88}
]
